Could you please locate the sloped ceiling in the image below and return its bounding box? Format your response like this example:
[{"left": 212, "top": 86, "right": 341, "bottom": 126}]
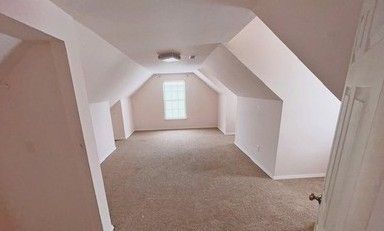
[
  {"left": 48, "top": 0, "right": 362, "bottom": 100},
  {"left": 49, "top": 0, "right": 256, "bottom": 74},
  {"left": 193, "top": 70, "right": 222, "bottom": 94},
  {"left": 74, "top": 23, "right": 152, "bottom": 104},
  {"left": 200, "top": 45, "right": 280, "bottom": 100},
  {"left": 252, "top": 0, "right": 363, "bottom": 99}
]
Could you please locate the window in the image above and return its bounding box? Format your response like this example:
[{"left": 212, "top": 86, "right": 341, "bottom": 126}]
[{"left": 163, "top": 81, "right": 186, "bottom": 120}]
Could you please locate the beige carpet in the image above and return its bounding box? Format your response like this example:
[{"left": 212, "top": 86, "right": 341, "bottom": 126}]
[{"left": 101, "top": 129, "right": 323, "bottom": 231}]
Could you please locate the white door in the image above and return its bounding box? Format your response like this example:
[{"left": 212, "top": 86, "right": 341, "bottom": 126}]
[{"left": 315, "top": 0, "right": 384, "bottom": 230}]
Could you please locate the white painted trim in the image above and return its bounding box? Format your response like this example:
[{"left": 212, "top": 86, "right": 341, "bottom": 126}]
[
  {"left": 124, "top": 129, "right": 134, "bottom": 139},
  {"left": 218, "top": 126, "right": 226, "bottom": 135},
  {"left": 273, "top": 173, "right": 325, "bottom": 180},
  {"left": 115, "top": 129, "right": 134, "bottom": 141},
  {"left": 105, "top": 223, "right": 115, "bottom": 231},
  {"left": 235, "top": 141, "right": 325, "bottom": 180},
  {"left": 234, "top": 141, "right": 275, "bottom": 179},
  {"left": 99, "top": 145, "right": 116, "bottom": 164},
  {"left": 218, "top": 127, "right": 235, "bottom": 136},
  {"left": 134, "top": 126, "right": 217, "bottom": 131}
]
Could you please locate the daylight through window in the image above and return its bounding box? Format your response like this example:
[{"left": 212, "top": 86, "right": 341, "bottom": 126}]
[{"left": 163, "top": 81, "right": 186, "bottom": 120}]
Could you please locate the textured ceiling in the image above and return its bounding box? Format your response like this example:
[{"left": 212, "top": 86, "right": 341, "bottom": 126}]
[{"left": 50, "top": 0, "right": 256, "bottom": 73}]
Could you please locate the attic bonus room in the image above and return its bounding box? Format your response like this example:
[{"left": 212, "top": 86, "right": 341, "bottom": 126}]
[{"left": 1, "top": 1, "right": 378, "bottom": 231}]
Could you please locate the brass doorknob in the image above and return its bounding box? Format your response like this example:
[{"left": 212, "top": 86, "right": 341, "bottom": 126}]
[{"left": 309, "top": 193, "right": 322, "bottom": 204}]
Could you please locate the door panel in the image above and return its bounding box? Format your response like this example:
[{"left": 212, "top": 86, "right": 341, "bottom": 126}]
[
  {"left": 317, "top": 71, "right": 384, "bottom": 231},
  {"left": 317, "top": 87, "right": 352, "bottom": 225},
  {"left": 327, "top": 87, "right": 374, "bottom": 230},
  {"left": 316, "top": 0, "right": 384, "bottom": 230}
]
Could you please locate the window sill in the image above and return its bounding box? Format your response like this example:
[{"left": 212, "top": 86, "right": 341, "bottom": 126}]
[{"left": 164, "top": 117, "right": 187, "bottom": 121}]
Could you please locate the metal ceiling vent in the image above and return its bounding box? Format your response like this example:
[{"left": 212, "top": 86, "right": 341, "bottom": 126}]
[{"left": 158, "top": 51, "right": 181, "bottom": 62}]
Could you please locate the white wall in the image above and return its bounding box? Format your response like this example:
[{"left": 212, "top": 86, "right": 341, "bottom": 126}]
[
  {"left": 110, "top": 100, "right": 125, "bottom": 140},
  {"left": 120, "top": 97, "right": 134, "bottom": 137},
  {"left": 227, "top": 17, "right": 341, "bottom": 179},
  {"left": 0, "top": 2, "right": 114, "bottom": 229},
  {"left": 90, "top": 101, "right": 116, "bottom": 163},
  {"left": 194, "top": 70, "right": 237, "bottom": 135},
  {"left": 132, "top": 73, "right": 218, "bottom": 131},
  {"left": 218, "top": 92, "right": 237, "bottom": 135},
  {"left": 110, "top": 97, "right": 134, "bottom": 140},
  {"left": 197, "top": 45, "right": 280, "bottom": 138},
  {"left": 225, "top": 93, "right": 237, "bottom": 134},
  {"left": 234, "top": 97, "right": 282, "bottom": 177},
  {"left": 0, "top": 40, "right": 104, "bottom": 230},
  {"left": 218, "top": 94, "right": 226, "bottom": 133},
  {"left": 200, "top": 46, "right": 285, "bottom": 178}
]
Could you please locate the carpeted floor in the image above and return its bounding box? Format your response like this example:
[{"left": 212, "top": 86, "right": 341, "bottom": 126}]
[{"left": 101, "top": 129, "right": 324, "bottom": 231}]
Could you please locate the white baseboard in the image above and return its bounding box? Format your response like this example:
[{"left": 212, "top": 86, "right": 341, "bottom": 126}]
[
  {"left": 218, "top": 126, "right": 226, "bottom": 135},
  {"left": 218, "top": 127, "right": 235, "bottom": 136},
  {"left": 124, "top": 129, "right": 134, "bottom": 138},
  {"left": 114, "top": 129, "right": 134, "bottom": 141},
  {"left": 99, "top": 145, "right": 116, "bottom": 164},
  {"left": 234, "top": 141, "right": 274, "bottom": 179},
  {"left": 234, "top": 141, "right": 325, "bottom": 180},
  {"left": 273, "top": 173, "right": 325, "bottom": 180},
  {"left": 105, "top": 223, "right": 114, "bottom": 231},
  {"left": 135, "top": 126, "right": 217, "bottom": 132}
]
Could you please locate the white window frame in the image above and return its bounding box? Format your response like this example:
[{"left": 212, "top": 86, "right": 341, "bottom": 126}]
[{"left": 162, "top": 80, "right": 187, "bottom": 120}]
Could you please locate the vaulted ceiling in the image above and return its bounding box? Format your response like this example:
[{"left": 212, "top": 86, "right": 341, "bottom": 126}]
[
  {"left": 48, "top": 0, "right": 362, "bottom": 100},
  {"left": 252, "top": 0, "right": 363, "bottom": 99},
  {"left": 49, "top": 0, "right": 256, "bottom": 74},
  {"left": 200, "top": 45, "right": 280, "bottom": 100}
]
